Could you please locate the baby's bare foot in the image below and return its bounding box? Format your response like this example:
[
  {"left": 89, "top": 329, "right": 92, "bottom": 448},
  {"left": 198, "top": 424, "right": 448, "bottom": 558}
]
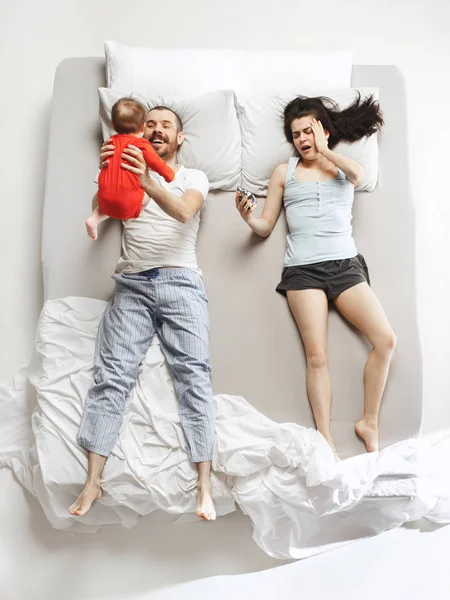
[{"left": 85, "top": 217, "right": 98, "bottom": 240}]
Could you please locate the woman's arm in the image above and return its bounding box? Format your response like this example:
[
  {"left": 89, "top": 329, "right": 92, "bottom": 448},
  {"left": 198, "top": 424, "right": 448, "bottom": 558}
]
[
  {"left": 321, "top": 147, "right": 364, "bottom": 186},
  {"left": 236, "top": 164, "right": 286, "bottom": 238},
  {"left": 312, "top": 118, "right": 364, "bottom": 185}
]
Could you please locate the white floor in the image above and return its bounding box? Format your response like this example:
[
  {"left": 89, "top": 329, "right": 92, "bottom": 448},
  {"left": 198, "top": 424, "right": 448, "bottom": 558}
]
[{"left": 1, "top": 468, "right": 449, "bottom": 600}]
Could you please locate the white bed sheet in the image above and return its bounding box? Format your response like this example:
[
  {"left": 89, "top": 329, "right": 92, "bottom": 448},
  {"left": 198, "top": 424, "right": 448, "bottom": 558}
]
[{"left": 0, "top": 297, "right": 449, "bottom": 559}]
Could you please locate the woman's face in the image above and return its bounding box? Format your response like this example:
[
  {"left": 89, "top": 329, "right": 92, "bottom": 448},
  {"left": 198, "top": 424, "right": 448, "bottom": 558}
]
[{"left": 290, "top": 115, "right": 326, "bottom": 161}]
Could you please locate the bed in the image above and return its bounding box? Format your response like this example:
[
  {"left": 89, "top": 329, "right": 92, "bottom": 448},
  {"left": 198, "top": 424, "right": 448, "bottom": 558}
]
[
  {"left": 43, "top": 59, "right": 422, "bottom": 457},
  {"left": 2, "top": 54, "right": 444, "bottom": 561}
]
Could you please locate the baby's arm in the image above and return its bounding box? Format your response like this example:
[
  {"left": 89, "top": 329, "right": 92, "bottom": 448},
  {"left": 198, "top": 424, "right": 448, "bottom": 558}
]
[{"left": 140, "top": 140, "right": 175, "bottom": 183}]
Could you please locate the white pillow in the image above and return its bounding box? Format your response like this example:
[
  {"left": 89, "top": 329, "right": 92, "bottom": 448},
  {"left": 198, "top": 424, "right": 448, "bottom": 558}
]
[
  {"left": 105, "top": 40, "right": 353, "bottom": 96},
  {"left": 98, "top": 88, "right": 241, "bottom": 192},
  {"left": 235, "top": 88, "right": 380, "bottom": 195}
]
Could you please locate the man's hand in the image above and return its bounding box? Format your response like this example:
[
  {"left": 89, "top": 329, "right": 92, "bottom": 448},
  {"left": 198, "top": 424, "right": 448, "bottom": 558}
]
[
  {"left": 121, "top": 145, "right": 154, "bottom": 190},
  {"left": 311, "top": 118, "right": 329, "bottom": 155},
  {"left": 100, "top": 138, "right": 114, "bottom": 169}
]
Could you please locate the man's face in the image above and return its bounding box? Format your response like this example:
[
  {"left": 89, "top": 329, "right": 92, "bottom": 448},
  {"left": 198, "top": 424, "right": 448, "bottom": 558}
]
[{"left": 144, "top": 108, "right": 184, "bottom": 161}]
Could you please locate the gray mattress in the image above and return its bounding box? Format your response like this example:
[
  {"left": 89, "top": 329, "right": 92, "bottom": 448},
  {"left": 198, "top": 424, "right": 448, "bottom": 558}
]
[{"left": 43, "top": 59, "right": 422, "bottom": 457}]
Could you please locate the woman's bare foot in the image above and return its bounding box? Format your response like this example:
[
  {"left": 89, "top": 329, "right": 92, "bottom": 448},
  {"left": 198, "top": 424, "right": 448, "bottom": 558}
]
[
  {"left": 69, "top": 482, "right": 102, "bottom": 516},
  {"left": 319, "top": 430, "right": 338, "bottom": 457},
  {"left": 355, "top": 419, "right": 379, "bottom": 452},
  {"left": 85, "top": 217, "right": 98, "bottom": 240},
  {"left": 196, "top": 481, "right": 216, "bottom": 521}
]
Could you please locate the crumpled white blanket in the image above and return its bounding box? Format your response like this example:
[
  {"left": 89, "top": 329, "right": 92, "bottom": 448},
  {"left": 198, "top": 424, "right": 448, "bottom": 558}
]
[{"left": 0, "top": 297, "right": 449, "bottom": 559}]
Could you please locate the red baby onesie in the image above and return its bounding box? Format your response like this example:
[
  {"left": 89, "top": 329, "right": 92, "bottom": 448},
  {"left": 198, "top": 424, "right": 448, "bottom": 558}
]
[{"left": 97, "top": 134, "right": 175, "bottom": 220}]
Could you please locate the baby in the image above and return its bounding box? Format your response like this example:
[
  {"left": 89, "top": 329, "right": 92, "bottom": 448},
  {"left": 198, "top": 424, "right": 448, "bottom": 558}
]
[{"left": 86, "top": 97, "right": 175, "bottom": 240}]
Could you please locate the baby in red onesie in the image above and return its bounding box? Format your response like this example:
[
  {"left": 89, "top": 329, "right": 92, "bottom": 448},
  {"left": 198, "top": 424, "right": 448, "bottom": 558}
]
[{"left": 86, "top": 97, "right": 175, "bottom": 240}]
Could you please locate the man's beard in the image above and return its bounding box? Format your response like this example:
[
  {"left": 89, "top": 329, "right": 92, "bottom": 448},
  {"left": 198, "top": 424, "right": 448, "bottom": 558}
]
[
  {"left": 149, "top": 133, "right": 177, "bottom": 162},
  {"left": 155, "top": 144, "right": 177, "bottom": 161}
]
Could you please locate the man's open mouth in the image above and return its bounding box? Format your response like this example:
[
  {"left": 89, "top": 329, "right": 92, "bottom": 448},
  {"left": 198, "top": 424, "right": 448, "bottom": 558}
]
[{"left": 151, "top": 135, "right": 168, "bottom": 145}]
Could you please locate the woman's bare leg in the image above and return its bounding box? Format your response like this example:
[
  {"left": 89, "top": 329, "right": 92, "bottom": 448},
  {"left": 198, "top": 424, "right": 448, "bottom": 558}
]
[
  {"left": 334, "top": 282, "right": 396, "bottom": 452},
  {"left": 287, "top": 289, "right": 336, "bottom": 452}
]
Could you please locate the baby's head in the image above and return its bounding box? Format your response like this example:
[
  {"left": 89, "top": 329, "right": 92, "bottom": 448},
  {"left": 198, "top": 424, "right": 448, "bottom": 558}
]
[{"left": 111, "top": 97, "right": 147, "bottom": 135}]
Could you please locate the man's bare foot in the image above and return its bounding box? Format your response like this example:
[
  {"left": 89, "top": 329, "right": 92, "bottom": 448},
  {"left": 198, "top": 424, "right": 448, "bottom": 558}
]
[
  {"left": 69, "top": 482, "right": 102, "bottom": 516},
  {"left": 85, "top": 217, "right": 98, "bottom": 240},
  {"left": 196, "top": 481, "right": 216, "bottom": 521},
  {"left": 355, "top": 419, "right": 379, "bottom": 452}
]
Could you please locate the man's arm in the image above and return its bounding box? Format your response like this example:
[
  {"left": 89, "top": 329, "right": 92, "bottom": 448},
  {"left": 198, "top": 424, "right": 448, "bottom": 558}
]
[
  {"left": 146, "top": 185, "right": 204, "bottom": 224},
  {"left": 121, "top": 145, "right": 204, "bottom": 223}
]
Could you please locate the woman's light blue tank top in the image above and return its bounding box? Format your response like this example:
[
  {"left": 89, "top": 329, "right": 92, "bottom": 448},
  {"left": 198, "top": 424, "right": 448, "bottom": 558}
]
[{"left": 283, "top": 157, "right": 358, "bottom": 267}]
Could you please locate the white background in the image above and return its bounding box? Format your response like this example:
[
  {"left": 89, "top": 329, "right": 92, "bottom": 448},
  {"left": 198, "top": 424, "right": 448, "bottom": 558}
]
[{"left": 1, "top": 1, "right": 449, "bottom": 599}]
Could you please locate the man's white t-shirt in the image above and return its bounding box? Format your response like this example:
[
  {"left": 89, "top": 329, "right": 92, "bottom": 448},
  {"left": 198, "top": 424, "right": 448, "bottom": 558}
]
[{"left": 115, "top": 166, "right": 209, "bottom": 275}]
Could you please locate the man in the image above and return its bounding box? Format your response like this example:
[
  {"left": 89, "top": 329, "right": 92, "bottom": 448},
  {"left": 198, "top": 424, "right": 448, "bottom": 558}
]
[{"left": 69, "top": 106, "right": 216, "bottom": 521}]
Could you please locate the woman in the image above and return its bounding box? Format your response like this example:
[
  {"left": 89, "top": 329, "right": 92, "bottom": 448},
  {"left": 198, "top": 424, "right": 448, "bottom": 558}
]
[{"left": 236, "top": 95, "right": 396, "bottom": 454}]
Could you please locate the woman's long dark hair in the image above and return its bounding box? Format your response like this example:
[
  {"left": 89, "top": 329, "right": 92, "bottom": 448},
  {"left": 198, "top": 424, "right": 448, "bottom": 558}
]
[{"left": 283, "top": 93, "right": 383, "bottom": 149}]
